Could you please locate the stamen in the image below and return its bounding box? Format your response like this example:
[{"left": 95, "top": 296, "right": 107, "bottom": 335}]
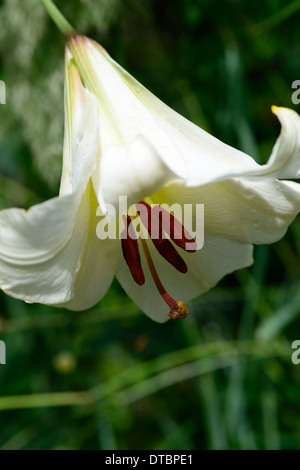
[
  {"left": 140, "top": 237, "right": 189, "bottom": 320},
  {"left": 138, "top": 201, "right": 197, "bottom": 252},
  {"left": 121, "top": 215, "right": 145, "bottom": 286},
  {"left": 136, "top": 203, "right": 187, "bottom": 273}
]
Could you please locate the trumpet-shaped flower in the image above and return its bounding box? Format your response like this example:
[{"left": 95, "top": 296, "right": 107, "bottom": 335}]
[{"left": 0, "top": 34, "right": 300, "bottom": 322}]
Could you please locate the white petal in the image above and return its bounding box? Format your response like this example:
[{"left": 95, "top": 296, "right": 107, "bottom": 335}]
[
  {"left": 105, "top": 46, "right": 264, "bottom": 184},
  {"left": 0, "top": 46, "right": 110, "bottom": 310},
  {"left": 68, "top": 36, "right": 188, "bottom": 177},
  {"left": 104, "top": 44, "right": 300, "bottom": 186},
  {"left": 255, "top": 107, "right": 300, "bottom": 179},
  {"left": 60, "top": 50, "right": 100, "bottom": 196},
  {"left": 57, "top": 185, "right": 114, "bottom": 310},
  {"left": 69, "top": 37, "right": 300, "bottom": 189},
  {"left": 93, "top": 134, "right": 179, "bottom": 217},
  {"left": 154, "top": 106, "right": 300, "bottom": 185},
  {"left": 209, "top": 178, "right": 300, "bottom": 244},
  {"left": 0, "top": 184, "right": 113, "bottom": 308},
  {"left": 153, "top": 179, "right": 300, "bottom": 248}
]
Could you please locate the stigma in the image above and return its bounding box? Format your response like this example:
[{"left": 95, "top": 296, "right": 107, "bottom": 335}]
[{"left": 168, "top": 301, "right": 189, "bottom": 320}]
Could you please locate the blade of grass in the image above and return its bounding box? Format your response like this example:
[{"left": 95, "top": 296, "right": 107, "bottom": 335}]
[{"left": 0, "top": 340, "right": 290, "bottom": 411}]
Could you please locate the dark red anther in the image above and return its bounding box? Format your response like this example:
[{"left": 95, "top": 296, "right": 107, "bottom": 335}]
[
  {"left": 136, "top": 203, "right": 188, "bottom": 274},
  {"left": 137, "top": 201, "right": 197, "bottom": 252},
  {"left": 152, "top": 238, "right": 187, "bottom": 273},
  {"left": 121, "top": 215, "right": 145, "bottom": 286},
  {"left": 153, "top": 204, "right": 197, "bottom": 252}
]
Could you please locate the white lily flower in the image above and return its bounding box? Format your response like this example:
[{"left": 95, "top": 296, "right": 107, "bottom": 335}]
[{"left": 0, "top": 33, "right": 300, "bottom": 323}]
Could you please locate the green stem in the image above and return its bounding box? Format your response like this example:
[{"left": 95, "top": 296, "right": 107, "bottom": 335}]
[{"left": 40, "top": 0, "right": 76, "bottom": 37}]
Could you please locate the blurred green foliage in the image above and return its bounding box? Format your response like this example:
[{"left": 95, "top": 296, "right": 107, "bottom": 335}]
[{"left": 0, "top": 0, "right": 300, "bottom": 450}]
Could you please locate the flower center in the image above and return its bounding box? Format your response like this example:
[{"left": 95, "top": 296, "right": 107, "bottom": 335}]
[{"left": 120, "top": 201, "right": 197, "bottom": 320}]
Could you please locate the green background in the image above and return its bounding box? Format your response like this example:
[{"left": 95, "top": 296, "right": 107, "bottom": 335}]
[{"left": 0, "top": 0, "right": 300, "bottom": 450}]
